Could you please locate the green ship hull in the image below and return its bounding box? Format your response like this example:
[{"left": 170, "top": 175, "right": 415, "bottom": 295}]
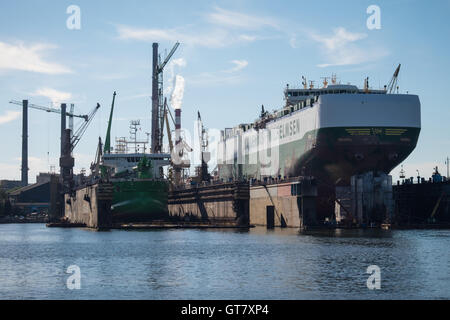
[{"left": 110, "top": 179, "right": 169, "bottom": 223}]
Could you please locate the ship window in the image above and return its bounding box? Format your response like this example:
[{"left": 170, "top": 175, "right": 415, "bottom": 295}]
[{"left": 293, "top": 92, "right": 298, "bottom": 96}]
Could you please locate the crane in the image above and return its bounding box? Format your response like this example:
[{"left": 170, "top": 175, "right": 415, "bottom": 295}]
[
  {"left": 9, "top": 100, "right": 88, "bottom": 133},
  {"left": 151, "top": 41, "right": 180, "bottom": 154},
  {"left": 157, "top": 42, "right": 180, "bottom": 74},
  {"left": 60, "top": 102, "right": 100, "bottom": 193},
  {"left": 104, "top": 91, "right": 116, "bottom": 154},
  {"left": 70, "top": 103, "right": 100, "bottom": 151},
  {"left": 387, "top": 64, "right": 401, "bottom": 94}
]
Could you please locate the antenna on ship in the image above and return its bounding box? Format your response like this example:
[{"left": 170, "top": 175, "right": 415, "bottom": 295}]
[
  {"left": 309, "top": 80, "right": 315, "bottom": 89},
  {"left": 364, "top": 77, "right": 370, "bottom": 93},
  {"left": 301, "top": 76, "right": 307, "bottom": 89},
  {"left": 399, "top": 165, "right": 405, "bottom": 179},
  {"left": 445, "top": 156, "right": 449, "bottom": 179},
  {"left": 321, "top": 77, "right": 329, "bottom": 88},
  {"left": 331, "top": 74, "right": 337, "bottom": 85}
]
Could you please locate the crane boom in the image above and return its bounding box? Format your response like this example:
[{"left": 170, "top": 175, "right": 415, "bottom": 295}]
[
  {"left": 71, "top": 103, "right": 100, "bottom": 151},
  {"left": 104, "top": 91, "right": 116, "bottom": 154},
  {"left": 158, "top": 42, "right": 180, "bottom": 74},
  {"left": 387, "top": 64, "right": 401, "bottom": 94},
  {"left": 9, "top": 100, "right": 88, "bottom": 120}
]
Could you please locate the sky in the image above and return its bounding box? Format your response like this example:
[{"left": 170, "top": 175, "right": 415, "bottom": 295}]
[{"left": 0, "top": 0, "right": 449, "bottom": 183}]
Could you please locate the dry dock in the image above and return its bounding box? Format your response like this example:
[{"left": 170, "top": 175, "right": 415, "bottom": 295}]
[
  {"left": 63, "top": 182, "right": 114, "bottom": 229},
  {"left": 168, "top": 181, "right": 250, "bottom": 227}
]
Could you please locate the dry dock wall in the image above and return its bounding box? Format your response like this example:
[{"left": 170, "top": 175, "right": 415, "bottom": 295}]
[
  {"left": 249, "top": 178, "right": 317, "bottom": 228},
  {"left": 64, "top": 183, "right": 113, "bottom": 229},
  {"left": 168, "top": 182, "right": 249, "bottom": 226},
  {"left": 394, "top": 179, "right": 450, "bottom": 225}
]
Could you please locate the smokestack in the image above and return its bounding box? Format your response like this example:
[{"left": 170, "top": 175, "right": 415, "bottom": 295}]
[
  {"left": 21, "top": 100, "right": 28, "bottom": 186},
  {"left": 175, "top": 109, "right": 181, "bottom": 133},
  {"left": 151, "top": 42, "right": 159, "bottom": 154}
]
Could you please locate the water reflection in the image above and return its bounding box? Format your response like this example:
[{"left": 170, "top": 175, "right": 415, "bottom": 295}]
[{"left": 0, "top": 224, "right": 449, "bottom": 299}]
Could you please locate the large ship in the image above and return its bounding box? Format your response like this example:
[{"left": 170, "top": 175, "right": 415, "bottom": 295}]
[
  {"left": 99, "top": 92, "right": 170, "bottom": 223},
  {"left": 216, "top": 67, "right": 421, "bottom": 186}
]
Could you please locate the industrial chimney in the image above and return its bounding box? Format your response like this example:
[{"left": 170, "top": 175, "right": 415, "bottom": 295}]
[{"left": 21, "top": 100, "right": 28, "bottom": 186}]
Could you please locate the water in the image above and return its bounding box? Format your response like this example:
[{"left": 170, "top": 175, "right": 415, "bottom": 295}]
[{"left": 0, "top": 224, "right": 449, "bottom": 299}]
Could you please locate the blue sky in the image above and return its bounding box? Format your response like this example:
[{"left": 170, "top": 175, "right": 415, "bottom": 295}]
[{"left": 0, "top": 0, "right": 449, "bottom": 182}]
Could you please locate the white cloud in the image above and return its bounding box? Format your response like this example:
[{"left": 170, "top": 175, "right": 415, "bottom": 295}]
[
  {"left": 289, "top": 35, "right": 298, "bottom": 49},
  {"left": 0, "top": 162, "right": 19, "bottom": 181},
  {"left": 187, "top": 72, "right": 243, "bottom": 87},
  {"left": 33, "top": 88, "right": 73, "bottom": 105},
  {"left": 225, "top": 60, "right": 248, "bottom": 73},
  {"left": 310, "top": 27, "right": 388, "bottom": 67},
  {"left": 206, "top": 7, "right": 279, "bottom": 30},
  {"left": 115, "top": 7, "right": 275, "bottom": 48},
  {"left": 0, "top": 110, "right": 21, "bottom": 125},
  {"left": 0, "top": 41, "right": 72, "bottom": 74},
  {"left": 312, "top": 27, "right": 367, "bottom": 50},
  {"left": 116, "top": 25, "right": 257, "bottom": 48}
]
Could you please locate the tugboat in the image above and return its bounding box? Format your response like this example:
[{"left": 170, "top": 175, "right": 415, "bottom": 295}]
[{"left": 98, "top": 92, "right": 171, "bottom": 223}]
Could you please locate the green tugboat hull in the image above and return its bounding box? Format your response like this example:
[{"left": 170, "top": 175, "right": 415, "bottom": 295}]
[{"left": 111, "top": 180, "right": 169, "bottom": 222}]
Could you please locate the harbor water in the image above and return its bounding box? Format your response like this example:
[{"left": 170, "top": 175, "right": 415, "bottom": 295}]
[{"left": 0, "top": 224, "right": 449, "bottom": 299}]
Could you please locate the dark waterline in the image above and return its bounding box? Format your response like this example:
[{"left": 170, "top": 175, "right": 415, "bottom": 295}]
[{"left": 0, "top": 224, "right": 449, "bottom": 299}]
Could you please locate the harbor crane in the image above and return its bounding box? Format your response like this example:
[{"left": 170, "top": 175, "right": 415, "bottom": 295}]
[
  {"left": 60, "top": 102, "right": 100, "bottom": 193},
  {"left": 9, "top": 100, "right": 88, "bottom": 134},
  {"left": 151, "top": 41, "right": 180, "bottom": 154},
  {"left": 387, "top": 64, "right": 401, "bottom": 94},
  {"left": 70, "top": 103, "right": 100, "bottom": 151},
  {"left": 7, "top": 99, "right": 90, "bottom": 186}
]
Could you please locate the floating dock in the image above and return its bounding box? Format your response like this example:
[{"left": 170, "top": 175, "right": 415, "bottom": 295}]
[
  {"left": 393, "top": 178, "right": 450, "bottom": 227},
  {"left": 168, "top": 181, "right": 250, "bottom": 227},
  {"left": 63, "top": 182, "right": 114, "bottom": 229}
]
